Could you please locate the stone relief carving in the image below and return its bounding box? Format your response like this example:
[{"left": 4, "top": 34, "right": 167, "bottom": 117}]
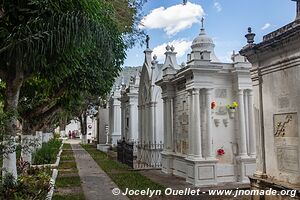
[
  {"left": 274, "top": 113, "right": 298, "bottom": 137},
  {"left": 215, "top": 89, "right": 227, "bottom": 99}
]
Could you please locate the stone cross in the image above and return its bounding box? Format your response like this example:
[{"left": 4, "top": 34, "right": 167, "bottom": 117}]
[{"left": 292, "top": 0, "right": 300, "bottom": 20}]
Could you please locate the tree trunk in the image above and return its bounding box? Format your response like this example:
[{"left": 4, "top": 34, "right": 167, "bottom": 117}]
[
  {"left": 59, "top": 117, "right": 67, "bottom": 138},
  {"left": 20, "top": 134, "right": 35, "bottom": 164},
  {"left": 2, "top": 70, "right": 24, "bottom": 180},
  {"left": 80, "top": 113, "right": 87, "bottom": 144}
]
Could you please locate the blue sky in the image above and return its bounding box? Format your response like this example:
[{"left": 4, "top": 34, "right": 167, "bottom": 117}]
[{"left": 123, "top": 0, "right": 296, "bottom": 67}]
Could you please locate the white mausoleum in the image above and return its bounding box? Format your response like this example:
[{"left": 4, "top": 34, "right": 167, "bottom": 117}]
[
  {"left": 109, "top": 85, "right": 122, "bottom": 146},
  {"left": 120, "top": 70, "right": 140, "bottom": 141},
  {"left": 156, "top": 22, "right": 256, "bottom": 186},
  {"left": 240, "top": 1, "right": 300, "bottom": 198},
  {"left": 138, "top": 39, "right": 164, "bottom": 144}
]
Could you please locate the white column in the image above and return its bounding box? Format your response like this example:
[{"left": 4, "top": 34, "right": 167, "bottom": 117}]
[
  {"left": 138, "top": 105, "right": 142, "bottom": 142},
  {"left": 129, "top": 99, "right": 135, "bottom": 141},
  {"left": 163, "top": 98, "right": 168, "bottom": 151},
  {"left": 163, "top": 98, "right": 173, "bottom": 151},
  {"left": 238, "top": 89, "right": 248, "bottom": 156},
  {"left": 244, "top": 91, "right": 249, "bottom": 154},
  {"left": 205, "top": 88, "right": 213, "bottom": 158},
  {"left": 192, "top": 88, "right": 203, "bottom": 158},
  {"left": 121, "top": 102, "right": 125, "bottom": 139},
  {"left": 188, "top": 91, "right": 193, "bottom": 156},
  {"left": 151, "top": 102, "right": 157, "bottom": 142},
  {"left": 248, "top": 90, "right": 256, "bottom": 157}
]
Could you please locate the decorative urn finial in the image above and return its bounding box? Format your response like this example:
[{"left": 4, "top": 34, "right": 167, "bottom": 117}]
[
  {"left": 245, "top": 27, "right": 256, "bottom": 45},
  {"left": 166, "top": 45, "right": 171, "bottom": 51}
]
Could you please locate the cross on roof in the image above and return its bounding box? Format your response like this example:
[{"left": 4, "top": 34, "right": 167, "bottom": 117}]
[
  {"left": 201, "top": 17, "right": 205, "bottom": 29},
  {"left": 183, "top": 0, "right": 187, "bottom": 5}
]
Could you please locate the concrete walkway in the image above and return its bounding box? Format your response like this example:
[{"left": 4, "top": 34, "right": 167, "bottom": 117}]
[{"left": 71, "top": 144, "right": 128, "bottom": 200}]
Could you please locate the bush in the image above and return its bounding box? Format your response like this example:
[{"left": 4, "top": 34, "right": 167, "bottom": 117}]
[
  {"left": 0, "top": 167, "right": 51, "bottom": 200},
  {"left": 32, "top": 138, "right": 62, "bottom": 165}
]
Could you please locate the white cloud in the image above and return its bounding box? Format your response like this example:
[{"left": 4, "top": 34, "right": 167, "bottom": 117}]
[
  {"left": 152, "top": 39, "right": 192, "bottom": 61},
  {"left": 140, "top": 2, "right": 204, "bottom": 36},
  {"left": 261, "top": 23, "right": 271, "bottom": 30},
  {"left": 213, "top": 2, "right": 222, "bottom": 12}
]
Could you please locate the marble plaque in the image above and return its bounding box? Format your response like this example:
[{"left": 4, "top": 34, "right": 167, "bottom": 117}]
[
  {"left": 277, "top": 146, "right": 299, "bottom": 173},
  {"left": 180, "top": 112, "right": 189, "bottom": 125},
  {"left": 274, "top": 113, "right": 298, "bottom": 137},
  {"left": 215, "top": 89, "right": 227, "bottom": 99}
]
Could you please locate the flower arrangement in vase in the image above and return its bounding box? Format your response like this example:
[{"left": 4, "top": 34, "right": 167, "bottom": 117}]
[{"left": 226, "top": 102, "right": 238, "bottom": 119}]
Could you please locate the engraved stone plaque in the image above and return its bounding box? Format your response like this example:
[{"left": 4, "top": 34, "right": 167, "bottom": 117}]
[
  {"left": 274, "top": 113, "right": 298, "bottom": 137},
  {"left": 215, "top": 89, "right": 227, "bottom": 99},
  {"left": 277, "top": 146, "right": 299, "bottom": 173},
  {"left": 180, "top": 112, "right": 189, "bottom": 125}
]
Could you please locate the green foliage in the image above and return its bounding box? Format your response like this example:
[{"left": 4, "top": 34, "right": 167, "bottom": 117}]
[
  {"left": 0, "top": 0, "right": 145, "bottom": 137},
  {"left": 0, "top": 167, "right": 51, "bottom": 200},
  {"left": 32, "top": 138, "right": 62, "bottom": 165}
]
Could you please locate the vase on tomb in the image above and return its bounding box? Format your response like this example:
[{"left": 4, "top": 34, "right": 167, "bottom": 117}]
[
  {"left": 228, "top": 108, "right": 236, "bottom": 119},
  {"left": 214, "top": 119, "right": 221, "bottom": 127}
]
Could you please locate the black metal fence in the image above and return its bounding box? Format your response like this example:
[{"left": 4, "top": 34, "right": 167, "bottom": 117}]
[
  {"left": 117, "top": 139, "right": 134, "bottom": 168},
  {"left": 117, "top": 138, "right": 164, "bottom": 169}
]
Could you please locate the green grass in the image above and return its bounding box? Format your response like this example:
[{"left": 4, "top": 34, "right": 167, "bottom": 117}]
[
  {"left": 59, "top": 160, "right": 77, "bottom": 169},
  {"left": 63, "top": 143, "right": 72, "bottom": 150},
  {"left": 82, "top": 145, "right": 165, "bottom": 194},
  {"left": 32, "top": 138, "right": 62, "bottom": 165},
  {"left": 55, "top": 176, "right": 81, "bottom": 188},
  {"left": 52, "top": 193, "right": 85, "bottom": 200},
  {"left": 60, "top": 151, "right": 75, "bottom": 161},
  {"left": 54, "top": 143, "right": 85, "bottom": 199}
]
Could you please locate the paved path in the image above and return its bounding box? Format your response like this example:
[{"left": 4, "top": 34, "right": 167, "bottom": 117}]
[{"left": 72, "top": 144, "right": 128, "bottom": 200}]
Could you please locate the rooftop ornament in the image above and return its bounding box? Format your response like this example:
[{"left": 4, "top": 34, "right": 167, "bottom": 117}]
[
  {"left": 170, "top": 45, "right": 175, "bottom": 52},
  {"left": 245, "top": 27, "right": 256, "bottom": 45},
  {"left": 183, "top": 0, "right": 187, "bottom": 5},
  {"left": 146, "top": 35, "right": 150, "bottom": 49},
  {"left": 291, "top": 0, "right": 300, "bottom": 20},
  {"left": 166, "top": 44, "right": 171, "bottom": 51},
  {"left": 201, "top": 17, "right": 205, "bottom": 30}
]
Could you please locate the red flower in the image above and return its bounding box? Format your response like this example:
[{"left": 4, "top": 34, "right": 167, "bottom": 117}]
[
  {"left": 217, "top": 148, "right": 225, "bottom": 155},
  {"left": 211, "top": 101, "right": 217, "bottom": 109}
]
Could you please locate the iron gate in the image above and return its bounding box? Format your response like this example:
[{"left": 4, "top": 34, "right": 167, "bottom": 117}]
[{"left": 117, "top": 138, "right": 164, "bottom": 169}]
